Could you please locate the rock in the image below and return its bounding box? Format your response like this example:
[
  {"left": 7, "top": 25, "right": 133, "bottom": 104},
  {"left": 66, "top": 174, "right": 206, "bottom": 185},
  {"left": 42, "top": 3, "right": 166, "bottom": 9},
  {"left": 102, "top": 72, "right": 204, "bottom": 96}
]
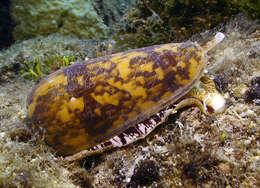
[{"left": 11, "top": 0, "right": 109, "bottom": 40}]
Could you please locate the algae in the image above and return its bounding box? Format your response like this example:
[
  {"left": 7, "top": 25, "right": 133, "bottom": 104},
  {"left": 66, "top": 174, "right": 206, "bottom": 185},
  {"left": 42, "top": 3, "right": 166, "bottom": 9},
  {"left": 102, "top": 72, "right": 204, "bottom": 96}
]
[
  {"left": 114, "top": 0, "right": 259, "bottom": 49},
  {"left": 20, "top": 55, "right": 77, "bottom": 80},
  {"left": 0, "top": 33, "right": 114, "bottom": 83}
]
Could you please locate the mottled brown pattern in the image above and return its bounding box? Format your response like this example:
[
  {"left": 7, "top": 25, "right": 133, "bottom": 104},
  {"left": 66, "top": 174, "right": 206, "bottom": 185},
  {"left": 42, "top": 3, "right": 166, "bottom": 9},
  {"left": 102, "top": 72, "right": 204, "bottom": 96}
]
[{"left": 28, "top": 42, "right": 205, "bottom": 156}]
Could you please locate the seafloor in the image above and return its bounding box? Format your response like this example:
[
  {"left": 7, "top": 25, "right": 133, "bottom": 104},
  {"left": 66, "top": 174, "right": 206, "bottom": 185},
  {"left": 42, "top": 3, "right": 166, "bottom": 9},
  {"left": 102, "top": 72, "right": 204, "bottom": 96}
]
[{"left": 0, "top": 15, "right": 259, "bottom": 187}]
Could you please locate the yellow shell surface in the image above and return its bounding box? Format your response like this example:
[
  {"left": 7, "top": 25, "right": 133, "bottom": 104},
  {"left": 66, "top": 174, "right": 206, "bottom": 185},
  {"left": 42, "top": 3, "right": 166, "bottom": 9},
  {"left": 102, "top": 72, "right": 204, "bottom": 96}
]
[{"left": 28, "top": 42, "right": 205, "bottom": 156}]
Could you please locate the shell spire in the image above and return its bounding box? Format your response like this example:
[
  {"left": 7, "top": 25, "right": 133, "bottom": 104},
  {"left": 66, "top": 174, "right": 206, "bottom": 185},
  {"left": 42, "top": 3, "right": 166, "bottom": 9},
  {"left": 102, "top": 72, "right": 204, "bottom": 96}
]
[{"left": 202, "top": 32, "right": 225, "bottom": 52}]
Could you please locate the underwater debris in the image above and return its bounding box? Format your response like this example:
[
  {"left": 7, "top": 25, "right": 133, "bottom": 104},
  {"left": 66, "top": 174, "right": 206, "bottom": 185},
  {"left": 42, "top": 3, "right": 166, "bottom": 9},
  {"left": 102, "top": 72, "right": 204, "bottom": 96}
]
[{"left": 129, "top": 160, "right": 159, "bottom": 187}]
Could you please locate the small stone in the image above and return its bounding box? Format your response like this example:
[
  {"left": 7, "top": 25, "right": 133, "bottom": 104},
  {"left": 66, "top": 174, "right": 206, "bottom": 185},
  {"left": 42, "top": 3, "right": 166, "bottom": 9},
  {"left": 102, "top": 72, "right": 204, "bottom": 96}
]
[
  {"left": 234, "top": 84, "right": 248, "bottom": 98},
  {"left": 0, "top": 132, "right": 6, "bottom": 139},
  {"left": 214, "top": 75, "right": 228, "bottom": 93},
  {"left": 245, "top": 76, "right": 260, "bottom": 105},
  {"left": 129, "top": 160, "right": 159, "bottom": 186}
]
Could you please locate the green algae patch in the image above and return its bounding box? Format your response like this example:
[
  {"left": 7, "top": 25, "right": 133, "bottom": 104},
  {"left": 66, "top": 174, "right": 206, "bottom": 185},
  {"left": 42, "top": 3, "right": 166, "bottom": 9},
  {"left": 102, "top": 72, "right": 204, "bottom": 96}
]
[
  {"left": 0, "top": 33, "right": 114, "bottom": 83},
  {"left": 20, "top": 56, "right": 77, "bottom": 80}
]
